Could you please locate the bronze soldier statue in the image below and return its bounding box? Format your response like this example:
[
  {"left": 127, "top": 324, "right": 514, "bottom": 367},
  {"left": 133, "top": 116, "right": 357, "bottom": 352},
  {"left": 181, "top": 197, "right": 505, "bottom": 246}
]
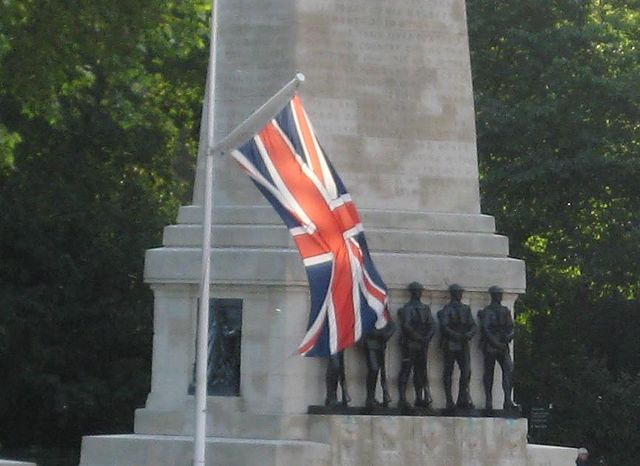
[
  {"left": 324, "top": 351, "right": 351, "bottom": 407},
  {"left": 362, "top": 320, "right": 396, "bottom": 408},
  {"left": 397, "top": 282, "right": 435, "bottom": 408},
  {"left": 478, "top": 285, "right": 516, "bottom": 410},
  {"left": 437, "top": 284, "right": 477, "bottom": 409}
]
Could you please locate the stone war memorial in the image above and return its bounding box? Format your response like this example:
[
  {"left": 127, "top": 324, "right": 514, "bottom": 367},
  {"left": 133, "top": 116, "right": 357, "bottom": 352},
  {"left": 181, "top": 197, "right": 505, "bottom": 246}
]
[{"left": 79, "top": 0, "right": 577, "bottom": 465}]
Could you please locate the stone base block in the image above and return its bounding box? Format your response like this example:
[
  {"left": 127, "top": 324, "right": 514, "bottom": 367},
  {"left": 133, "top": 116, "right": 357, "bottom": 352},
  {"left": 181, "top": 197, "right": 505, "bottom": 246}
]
[
  {"left": 135, "top": 407, "right": 311, "bottom": 441},
  {"left": 310, "top": 415, "right": 529, "bottom": 466},
  {"left": 78, "top": 434, "right": 330, "bottom": 466},
  {"left": 0, "top": 461, "right": 37, "bottom": 466},
  {"left": 135, "top": 397, "right": 311, "bottom": 440},
  {"left": 527, "top": 444, "right": 578, "bottom": 466},
  {"left": 81, "top": 415, "right": 547, "bottom": 466}
]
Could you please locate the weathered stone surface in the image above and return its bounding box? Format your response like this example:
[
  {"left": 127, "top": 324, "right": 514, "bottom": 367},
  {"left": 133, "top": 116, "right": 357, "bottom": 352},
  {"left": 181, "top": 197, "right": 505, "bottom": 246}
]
[
  {"left": 135, "top": 283, "right": 518, "bottom": 423},
  {"left": 527, "top": 444, "right": 578, "bottom": 466},
  {"left": 83, "top": 416, "right": 578, "bottom": 466},
  {"left": 309, "top": 415, "right": 530, "bottom": 466},
  {"left": 195, "top": 0, "right": 483, "bottom": 214},
  {"left": 79, "top": 435, "right": 330, "bottom": 466}
]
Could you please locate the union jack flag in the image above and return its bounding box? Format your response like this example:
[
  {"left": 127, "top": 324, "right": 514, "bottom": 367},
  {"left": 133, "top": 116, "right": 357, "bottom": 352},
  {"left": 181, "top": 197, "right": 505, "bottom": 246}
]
[{"left": 231, "top": 94, "right": 390, "bottom": 356}]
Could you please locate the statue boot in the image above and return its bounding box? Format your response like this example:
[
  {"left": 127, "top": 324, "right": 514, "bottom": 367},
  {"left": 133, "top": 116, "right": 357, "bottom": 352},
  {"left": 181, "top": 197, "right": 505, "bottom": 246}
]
[
  {"left": 414, "top": 386, "right": 432, "bottom": 408},
  {"left": 397, "top": 377, "right": 410, "bottom": 409},
  {"left": 456, "top": 385, "right": 474, "bottom": 409},
  {"left": 340, "top": 385, "right": 351, "bottom": 406},
  {"left": 444, "top": 375, "right": 455, "bottom": 410},
  {"left": 424, "top": 384, "right": 433, "bottom": 407},
  {"left": 365, "top": 397, "right": 382, "bottom": 409},
  {"left": 325, "top": 393, "right": 340, "bottom": 407},
  {"left": 503, "top": 379, "right": 517, "bottom": 410},
  {"left": 484, "top": 378, "right": 493, "bottom": 410},
  {"left": 484, "top": 393, "right": 493, "bottom": 411},
  {"left": 325, "top": 368, "right": 339, "bottom": 407},
  {"left": 381, "top": 387, "right": 392, "bottom": 408},
  {"left": 365, "top": 372, "right": 381, "bottom": 408}
]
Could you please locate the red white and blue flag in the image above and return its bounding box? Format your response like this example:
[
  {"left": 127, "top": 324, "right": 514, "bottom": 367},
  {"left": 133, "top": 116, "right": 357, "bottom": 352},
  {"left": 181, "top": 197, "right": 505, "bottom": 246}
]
[{"left": 231, "top": 95, "right": 390, "bottom": 356}]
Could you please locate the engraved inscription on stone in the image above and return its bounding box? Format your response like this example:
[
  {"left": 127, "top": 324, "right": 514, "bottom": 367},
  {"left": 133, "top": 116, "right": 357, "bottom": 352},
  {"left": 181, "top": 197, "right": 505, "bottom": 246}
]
[
  {"left": 209, "top": 0, "right": 482, "bottom": 213},
  {"left": 295, "top": 0, "right": 480, "bottom": 212}
]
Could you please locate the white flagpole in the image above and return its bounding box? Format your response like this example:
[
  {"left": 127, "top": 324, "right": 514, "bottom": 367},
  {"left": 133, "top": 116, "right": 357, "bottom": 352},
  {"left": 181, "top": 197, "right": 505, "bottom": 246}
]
[{"left": 193, "top": 0, "right": 219, "bottom": 464}]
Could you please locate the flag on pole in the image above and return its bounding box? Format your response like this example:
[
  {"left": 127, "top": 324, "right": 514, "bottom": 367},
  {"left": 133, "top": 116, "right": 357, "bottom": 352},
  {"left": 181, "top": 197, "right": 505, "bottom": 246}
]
[{"left": 231, "top": 94, "right": 390, "bottom": 356}]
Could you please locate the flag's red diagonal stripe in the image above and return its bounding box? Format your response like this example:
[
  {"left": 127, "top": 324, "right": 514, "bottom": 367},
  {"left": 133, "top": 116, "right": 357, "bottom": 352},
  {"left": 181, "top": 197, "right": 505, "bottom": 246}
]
[
  {"left": 331, "top": 248, "right": 356, "bottom": 348},
  {"left": 293, "top": 233, "right": 328, "bottom": 259},
  {"left": 349, "top": 239, "right": 363, "bottom": 261},
  {"left": 344, "top": 201, "right": 360, "bottom": 224},
  {"left": 333, "top": 203, "right": 359, "bottom": 234},
  {"left": 298, "top": 332, "right": 321, "bottom": 355},
  {"left": 292, "top": 95, "right": 324, "bottom": 183},
  {"left": 260, "top": 124, "right": 344, "bottom": 251}
]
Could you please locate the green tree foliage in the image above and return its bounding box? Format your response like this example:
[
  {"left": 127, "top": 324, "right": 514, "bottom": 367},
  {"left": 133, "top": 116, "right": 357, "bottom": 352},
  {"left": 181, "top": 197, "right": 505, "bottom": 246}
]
[
  {"left": 468, "top": 0, "right": 640, "bottom": 463},
  {"left": 2, "top": 0, "right": 640, "bottom": 464},
  {"left": 0, "top": 1, "right": 209, "bottom": 463}
]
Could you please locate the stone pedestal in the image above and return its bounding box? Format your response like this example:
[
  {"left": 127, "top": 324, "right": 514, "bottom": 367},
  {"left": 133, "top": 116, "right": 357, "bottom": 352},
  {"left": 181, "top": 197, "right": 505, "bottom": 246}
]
[
  {"left": 80, "top": 415, "right": 577, "bottom": 466},
  {"left": 310, "top": 416, "right": 530, "bottom": 466},
  {"left": 79, "top": 435, "right": 330, "bottom": 466},
  {"left": 527, "top": 445, "right": 579, "bottom": 466},
  {"left": 138, "top": 204, "right": 523, "bottom": 418}
]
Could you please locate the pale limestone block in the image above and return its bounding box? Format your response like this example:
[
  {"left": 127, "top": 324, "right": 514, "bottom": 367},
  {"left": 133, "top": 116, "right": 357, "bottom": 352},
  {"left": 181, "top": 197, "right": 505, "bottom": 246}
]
[
  {"left": 371, "top": 416, "right": 402, "bottom": 466},
  {"left": 145, "top": 283, "right": 198, "bottom": 410},
  {"left": 416, "top": 416, "right": 445, "bottom": 465},
  {"left": 194, "top": 0, "right": 483, "bottom": 212},
  {"left": 79, "top": 434, "right": 330, "bottom": 466},
  {"left": 335, "top": 418, "right": 361, "bottom": 466},
  {"left": 307, "top": 416, "right": 530, "bottom": 466},
  {"left": 527, "top": 444, "right": 578, "bottom": 466},
  {"left": 499, "top": 419, "right": 529, "bottom": 466}
]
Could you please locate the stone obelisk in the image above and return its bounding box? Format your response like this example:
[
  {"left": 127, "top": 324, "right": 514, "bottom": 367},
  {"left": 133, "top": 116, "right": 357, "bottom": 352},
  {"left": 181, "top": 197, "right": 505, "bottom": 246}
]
[{"left": 79, "top": 1, "right": 582, "bottom": 465}]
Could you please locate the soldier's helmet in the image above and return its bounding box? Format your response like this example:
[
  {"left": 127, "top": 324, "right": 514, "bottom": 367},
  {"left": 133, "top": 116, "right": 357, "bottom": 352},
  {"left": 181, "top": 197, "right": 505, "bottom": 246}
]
[
  {"left": 408, "top": 281, "right": 424, "bottom": 292},
  {"left": 488, "top": 285, "right": 504, "bottom": 294},
  {"left": 448, "top": 283, "right": 464, "bottom": 293}
]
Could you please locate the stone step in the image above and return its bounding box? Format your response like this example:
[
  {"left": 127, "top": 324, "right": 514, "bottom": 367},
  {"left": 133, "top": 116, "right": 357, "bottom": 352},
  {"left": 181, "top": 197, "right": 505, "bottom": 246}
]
[
  {"left": 135, "top": 408, "right": 312, "bottom": 441},
  {"left": 134, "top": 396, "right": 311, "bottom": 440},
  {"left": 528, "top": 444, "right": 579, "bottom": 466},
  {"left": 79, "top": 434, "right": 330, "bottom": 466},
  {"left": 161, "top": 224, "right": 510, "bottom": 257},
  {"left": 80, "top": 416, "right": 546, "bottom": 466},
  {"left": 144, "top": 246, "right": 525, "bottom": 291},
  {"left": 176, "top": 205, "right": 496, "bottom": 233},
  {"left": 308, "top": 415, "right": 529, "bottom": 466}
]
